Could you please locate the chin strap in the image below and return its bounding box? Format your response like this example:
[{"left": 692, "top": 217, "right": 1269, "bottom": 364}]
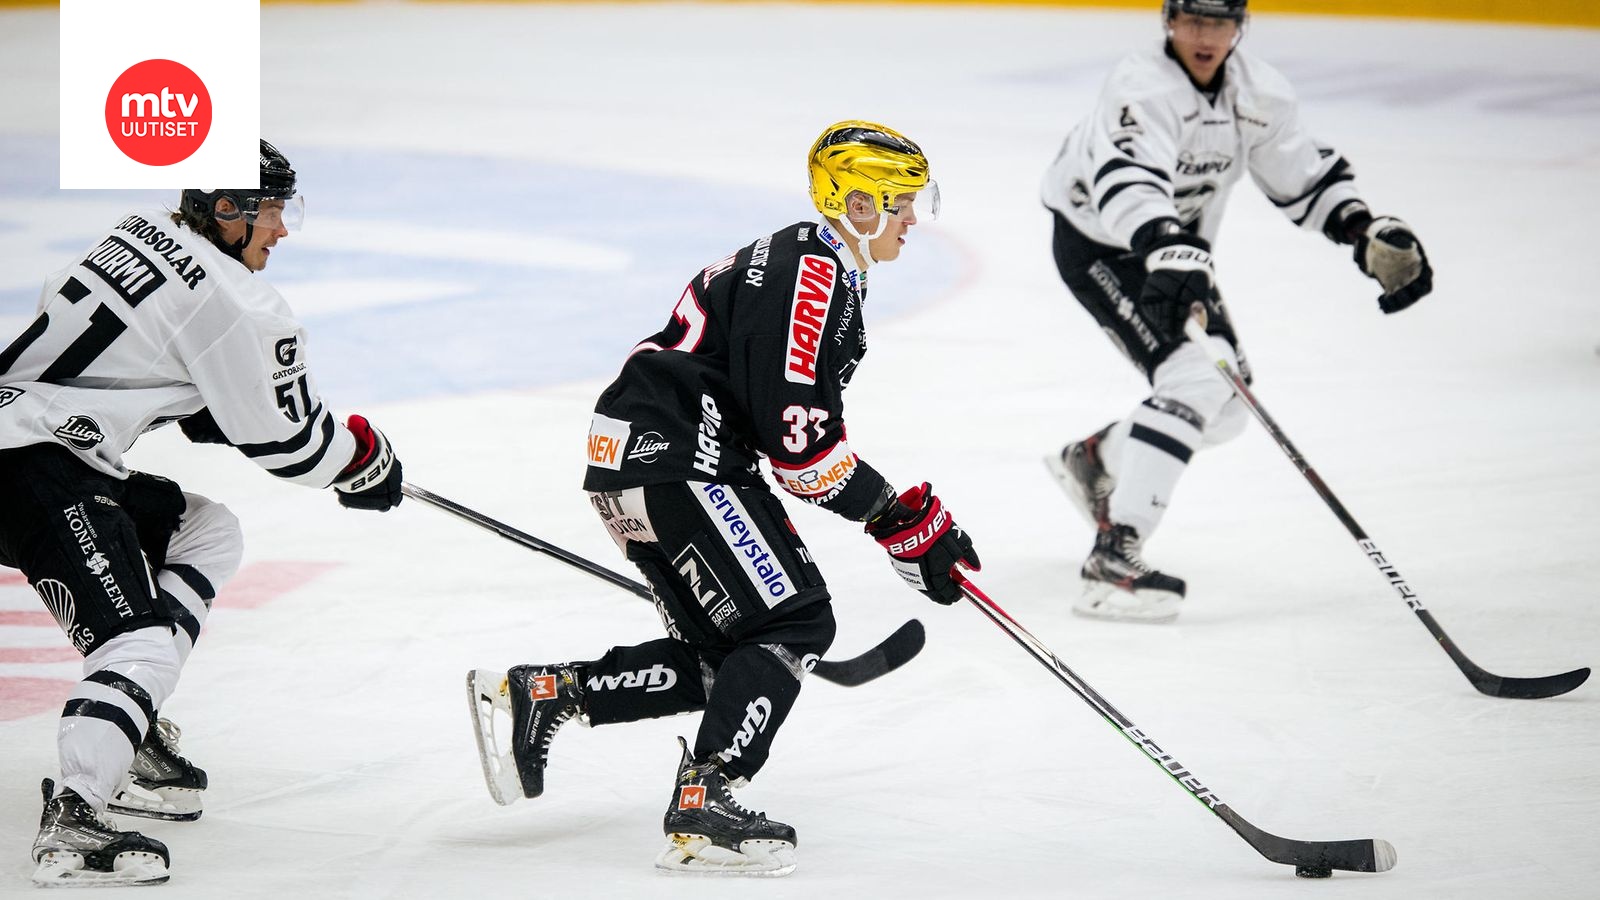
[{"left": 837, "top": 213, "right": 888, "bottom": 268}]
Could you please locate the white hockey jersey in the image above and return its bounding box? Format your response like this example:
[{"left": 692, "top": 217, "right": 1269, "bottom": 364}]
[
  {"left": 0, "top": 209, "right": 355, "bottom": 486},
  {"left": 1042, "top": 41, "right": 1361, "bottom": 250}
]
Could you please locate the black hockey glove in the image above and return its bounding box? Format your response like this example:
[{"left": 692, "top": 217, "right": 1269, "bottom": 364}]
[
  {"left": 123, "top": 471, "right": 186, "bottom": 570},
  {"left": 866, "top": 483, "right": 980, "bottom": 605},
  {"left": 1355, "top": 216, "right": 1432, "bottom": 314},
  {"left": 1138, "top": 233, "right": 1215, "bottom": 343},
  {"left": 333, "top": 414, "right": 403, "bottom": 512},
  {"left": 178, "top": 407, "right": 230, "bottom": 445}
]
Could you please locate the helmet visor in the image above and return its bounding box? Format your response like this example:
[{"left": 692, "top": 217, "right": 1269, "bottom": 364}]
[
  {"left": 887, "top": 181, "right": 939, "bottom": 224},
  {"left": 247, "top": 195, "right": 305, "bottom": 232}
]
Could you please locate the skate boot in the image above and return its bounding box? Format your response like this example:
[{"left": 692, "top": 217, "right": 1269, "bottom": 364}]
[
  {"left": 1046, "top": 424, "right": 1114, "bottom": 530},
  {"left": 109, "top": 717, "right": 208, "bottom": 821},
  {"left": 1076, "top": 523, "right": 1186, "bottom": 623},
  {"left": 31, "top": 779, "right": 170, "bottom": 887},
  {"left": 465, "top": 664, "right": 586, "bottom": 805},
  {"left": 656, "top": 737, "right": 797, "bottom": 877}
]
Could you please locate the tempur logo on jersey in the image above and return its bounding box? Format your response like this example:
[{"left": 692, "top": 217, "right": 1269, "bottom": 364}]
[{"left": 60, "top": 1, "right": 259, "bottom": 189}]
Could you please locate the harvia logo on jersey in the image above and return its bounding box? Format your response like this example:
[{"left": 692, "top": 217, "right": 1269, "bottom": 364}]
[
  {"left": 1176, "top": 150, "right": 1233, "bottom": 177},
  {"left": 691, "top": 394, "right": 722, "bottom": 477},
  {"left": 54, "top": 416, "right": 105, "bottom": 450},
  {"left": 585, "top": 663, "right": 678, "bottom": 694},
  {"left": 719, "top": 696, "right": 773, "bottom": 763},
  {"left": 627, "top": 431, "right": 670, "bottom": 463},
  {"left": 785, "top": 254, "right": 836, "bottom": 385},
  {"left": 0, "top": 386, "right": 24, "bottom": 409}
]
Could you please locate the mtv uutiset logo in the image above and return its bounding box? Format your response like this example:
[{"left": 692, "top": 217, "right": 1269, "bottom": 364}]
[
  {"left": 59, "top": 0, "right": 258, "bottom": 189},
  {"left": 105, "top": 59, "right": 212, "bottom": 166}
]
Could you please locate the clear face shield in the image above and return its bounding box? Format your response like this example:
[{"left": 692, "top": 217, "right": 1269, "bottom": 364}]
[
  {"left": 1166, "top": 12, "right": 1245, "bottom": 50},
  {"left": 844, "top": 181, "right": 940, "bottom": 241},
  {"left": 887, "top": 181, "right": 939, "bottom": 225},
  {"left": 246, "top": 195, "right": 305, "bottom": 232}
]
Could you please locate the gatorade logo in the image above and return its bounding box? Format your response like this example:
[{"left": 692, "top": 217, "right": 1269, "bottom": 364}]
[
  {"left": 677, "top": 785, "right": 705, "bottom": 810},
  {"left": 104, "top": 59, "right": 212, "bottom": 166}
]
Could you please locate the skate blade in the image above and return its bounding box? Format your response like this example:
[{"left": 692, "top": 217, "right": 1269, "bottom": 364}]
[
  {"left": 1043, "top": 453, "right": 1106, "bottom": 530},
  {"left": 655, "top": 834, "right": 796, "bottom": 877},
  {"left": 109, "top": 783, "right": 203, "bottom": 822},
  {"left": 1074, "top": 582, "right": 1181, "bottom": 624},
  {"left": 465, "top": 669, "right": 522, "bottom": 806},
  {"left": 32, "top": 850, "right": 170, "bottom": 888}
]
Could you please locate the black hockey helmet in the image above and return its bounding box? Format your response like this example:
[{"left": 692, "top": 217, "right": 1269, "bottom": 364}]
[
  {"left": 1163, "top": 0, "right": 1247, "bottom": 21},
  {"left": 177, "top": 140, "right": 303, "bottom": 262},
  {"left": 179, "top": 139, "right": 298, "bottom": 228}
]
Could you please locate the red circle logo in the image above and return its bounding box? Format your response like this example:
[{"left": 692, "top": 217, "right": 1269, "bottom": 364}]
[{"left": 104, "top": 59, "right": 212, "bottom": 166}]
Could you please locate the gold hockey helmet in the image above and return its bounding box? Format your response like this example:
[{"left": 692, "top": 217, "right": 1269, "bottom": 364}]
[{"left": 807, "top": 120, "right": 937, "bottom": 222}]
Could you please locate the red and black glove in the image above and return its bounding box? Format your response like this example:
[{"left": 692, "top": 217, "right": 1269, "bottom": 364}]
[
  {"left": 865, "top": 483, "right": 980, "bottom": 605},
  {"left": 333, "top": 415, "right": 402, "bottom": 511}
]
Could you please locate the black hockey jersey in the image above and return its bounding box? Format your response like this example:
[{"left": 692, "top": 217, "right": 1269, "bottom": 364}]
[{"left": 583, "top": 221, "right": 890, "bottom": 522}]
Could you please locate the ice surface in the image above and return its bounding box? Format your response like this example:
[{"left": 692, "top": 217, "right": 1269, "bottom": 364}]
[{"left": 1, "top": 4, "right": 1596, "bottom": 898}]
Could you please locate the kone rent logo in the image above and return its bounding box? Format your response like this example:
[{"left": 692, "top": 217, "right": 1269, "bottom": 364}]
[{"left": 104, "top": 59, "right": 212, "bottom": 166}]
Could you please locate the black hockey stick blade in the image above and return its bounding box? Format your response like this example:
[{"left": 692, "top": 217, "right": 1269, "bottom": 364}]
[
  {"left": 958, "top": 573, "right": 1396, "bottom": 876},
  {"left": 1181, "top": 318, "right": 1590, "bottom": 701},
  {"left": 1225, "top": 808, "right": 1397, "bottom": 873},
  {"left": 1470, "top": 665, "right": 1589, "bottom": 700},
  {"left": 809, "top": 618, "right": 925, "bottom": 687},
  {"left": 401, "top": 482, "right": 926, "bottom": 688}
]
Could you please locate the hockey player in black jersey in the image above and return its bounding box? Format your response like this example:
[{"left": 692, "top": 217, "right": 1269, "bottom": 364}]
[
  {"left": 1040, "top": 0, "right": 1434, "bottom": 622},
  {"left": 466, "top": 120, "right": 979, "bottom": 876},
  {"left": 0, "top": 141, "right": 405, "bottom": 887}
]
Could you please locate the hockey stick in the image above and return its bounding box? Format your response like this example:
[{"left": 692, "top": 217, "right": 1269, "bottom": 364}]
[
  {"left": 957, "top": 572, "right": 1395, "bottom": 875},
  {"left": 400, "top": 482, "right": 925, "bottom": 688},
  {"left": 1182, "top": 318, "right": 1589, "bottom": 699}
]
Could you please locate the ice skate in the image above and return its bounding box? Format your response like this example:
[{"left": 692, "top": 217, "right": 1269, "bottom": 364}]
[
  {"left": 465, "top": 664, "right": 586, "bottom": 805},
  {"left": 31, "top": 779, "right": 171, "bottom": 887},
  {"left": 655, "top": 737, "right": 797, "bottom": 877},
  {"left": 1076, "top": 523, "right": 1185, "bottom": 623},
  {"left": 109, "top": 718, "right": 207, "bottom": 822},
  {"left": 1046, "top": 424, "right": 1114, "bottom": 530}
]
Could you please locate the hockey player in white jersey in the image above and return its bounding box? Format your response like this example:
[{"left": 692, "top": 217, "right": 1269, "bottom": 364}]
[
  {"left": 0, "top": 140, "right": 405, "bottom": 886},
  {"left": 1041, "top": 0, "right": 1433, "bottom": 622}
]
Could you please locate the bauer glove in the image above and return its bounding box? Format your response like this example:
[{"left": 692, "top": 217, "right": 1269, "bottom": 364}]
[
  {"left": 866, "top": 483, "right": 980, "bottom": 605},
  {"left": 1138, "top": 233, "right": 1215, "bottom": 343},
  {"left": 333, "top": 414, "right": 402, "bottom": 511}
]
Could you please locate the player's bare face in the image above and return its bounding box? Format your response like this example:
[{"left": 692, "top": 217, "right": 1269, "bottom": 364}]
[
  {"left": 866, "top": 192, "right": 921, "bottom": 263},
  {"left": 1169, "top": 13, "right": 1238, "bottom": 85}
]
